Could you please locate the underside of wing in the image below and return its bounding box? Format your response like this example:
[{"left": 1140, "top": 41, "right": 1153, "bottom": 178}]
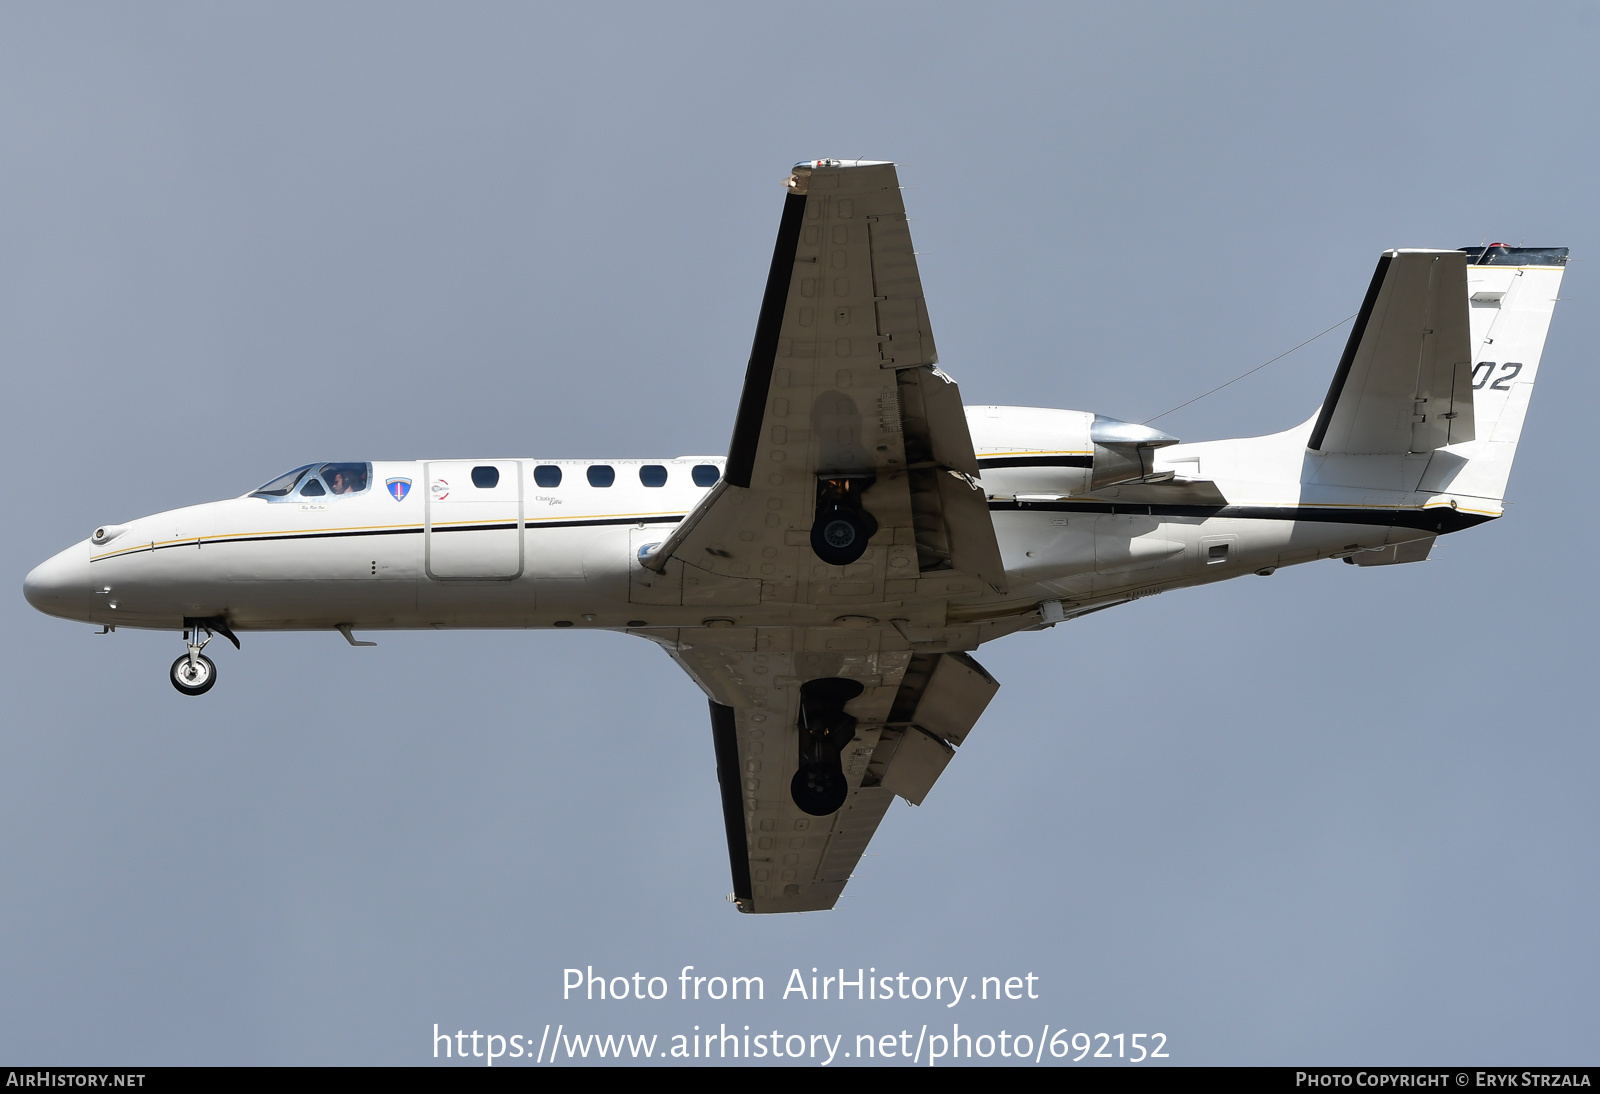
[
  {"left": 635, "top": 159, "right": 1016, "bottom": 912},
  {"left": 657, "top": 629, "right": 999, "bottom": 913},
  {"left": 642, "top": 159, "right": 1005, "bottom": 607}
]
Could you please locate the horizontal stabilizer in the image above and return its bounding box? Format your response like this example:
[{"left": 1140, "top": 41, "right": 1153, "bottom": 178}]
[{"left": 1310, "top": 250, "right": 1475, "bottom": 454}]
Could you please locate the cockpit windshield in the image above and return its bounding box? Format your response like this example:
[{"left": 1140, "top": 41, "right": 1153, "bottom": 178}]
[
  {"left": 250, "top": 463, "right": 371, "bottom": 500},
  {"left": 251, "top": 465, "right": 314, "bottom": 497}
]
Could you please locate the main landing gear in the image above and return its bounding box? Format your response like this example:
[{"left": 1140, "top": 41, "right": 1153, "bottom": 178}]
[
  {"left": 810, "top": 476, "right": 877, "bottom": 567},
  {"left": 791, "top": 677, "right": 864, "bottom": 816},
  {"left": 170, "top": 617, "right": 239, "bottom": 697}
]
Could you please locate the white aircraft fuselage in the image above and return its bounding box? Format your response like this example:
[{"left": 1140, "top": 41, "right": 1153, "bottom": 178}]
[{"left": 22, "top": 405, "right": 1494, "bottom": 638}]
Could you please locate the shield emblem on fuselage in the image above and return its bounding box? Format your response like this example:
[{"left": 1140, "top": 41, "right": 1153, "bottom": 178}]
[{"left": 386, "top": 477, "right": 412, "bottom": 501}]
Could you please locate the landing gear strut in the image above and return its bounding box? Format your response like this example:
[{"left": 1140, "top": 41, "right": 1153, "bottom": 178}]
[
  {"left": 169, "top": 617, "right": 238, "bottom": 697},
  {"left": 790, "top": 677, "right": 864, "bottom": 816},
  {"left": 810, "top": 476, "right": 877, "bottom": 567}
]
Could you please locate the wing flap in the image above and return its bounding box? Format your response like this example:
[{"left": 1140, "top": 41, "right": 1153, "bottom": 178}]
[
  {"left": 908, "top": 651, "right": 1000, "bottom": 745},
  {"left": 877, "top": 729, "right": 955, "bottom": 806},
  {"left": 897, "top": 364, "right": 981, "bottom": 478},
  {"left": 933, "top": 468, "right": 1008, "bottom": 592},
  {"left": 863, "top": 650, "right": 1000, "bottom": 808}
]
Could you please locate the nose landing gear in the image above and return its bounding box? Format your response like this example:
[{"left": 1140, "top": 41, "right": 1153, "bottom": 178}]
[
  {"left": 170, "top": 651, "right": 217, "bottom": 696},
  {"left": 170, "top": 617, "right": 239, "bottom": 696}
]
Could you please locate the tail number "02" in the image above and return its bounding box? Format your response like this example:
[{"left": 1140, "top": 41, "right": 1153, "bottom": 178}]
[{"left": 1471, "top": 361, "right": 1523, "bottom": 390}]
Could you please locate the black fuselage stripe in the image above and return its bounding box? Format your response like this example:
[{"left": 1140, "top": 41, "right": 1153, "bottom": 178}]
[
  {"left": 987, "top": 498, "right": 1491, "bottom": 534},
  {"left": 90, "top": 515, "right": 684, "bottom": 561},
  {"left": 724, "top": 190, "right": 809, "bottom": 489},
  {"left": 94, "top": 499, "right": 1489, "bottom": 564},
  {"left": 977, "top": 455, "right": 1094, "bottom": 470},
  {"left": 1309, "top": 252, "right": 1392, "bottom": 451}
]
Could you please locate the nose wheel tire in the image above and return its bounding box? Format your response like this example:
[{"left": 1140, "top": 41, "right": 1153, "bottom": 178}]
[{"left": 170, "top": 654, "right": 217, "bottom": 696}]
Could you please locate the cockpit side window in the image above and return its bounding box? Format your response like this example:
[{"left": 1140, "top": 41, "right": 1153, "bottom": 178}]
[
  {"left": 319, "top": 463, "right": 370, "bottom": 495},
  {"left": 251, "top": 465, "right": 314, "bottom": 497},
  {"left": 300, "top": 477, "right": 326, "bottom": 496}
]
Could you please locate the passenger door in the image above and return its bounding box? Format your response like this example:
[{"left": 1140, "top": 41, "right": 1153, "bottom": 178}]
[{"left": 425, "top": 461, "right": 523, "bottom": 579}]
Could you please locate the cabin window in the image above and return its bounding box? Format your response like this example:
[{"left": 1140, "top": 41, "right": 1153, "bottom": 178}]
[
  {"left": 251, "top": 465, "right": 314, "bottom": 497},
  {"left": 317, "top": 463, "right": 370, "bottom": 495},
  {"left": 692, "top": 464, "right": 720, "bottom": 487},
  {"left": 299, "top": 477, "right": 326, "bottom": 496},
  {"left": 471, "top": 465, "right": 500, "bottom": 489},
  {"left": 534, "top": 465, "right": 562, "bottom": 488},
  {"left": 587, "top": 464, "right": 615, "bottom": 488},
  {"left": 639, "top": 465, "right": 668, "bottom": 487}
]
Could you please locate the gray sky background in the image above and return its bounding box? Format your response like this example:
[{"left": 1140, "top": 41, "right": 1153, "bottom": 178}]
[{"left": 2, "top": 2, "right": 1596, "bottom": 1065}]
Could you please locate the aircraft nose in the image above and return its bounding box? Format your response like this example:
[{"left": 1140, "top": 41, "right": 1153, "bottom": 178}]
[{"left": 23, "top": 545, "right": 94, "bottom": 619}]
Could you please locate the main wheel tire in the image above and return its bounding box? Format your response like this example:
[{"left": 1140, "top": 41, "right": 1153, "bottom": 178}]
[
  {"left": 791, "top": 764, "right": 849, "bottom": 816},
  {"left": 810, "top": 508, "right": 869, "bottom": 566},
  {"left": 170, "top": 654, "right": 217, "bottom": 696}
]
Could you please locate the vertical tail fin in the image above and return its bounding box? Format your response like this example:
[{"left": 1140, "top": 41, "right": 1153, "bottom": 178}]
[
  {"left": 1417, "top": 246, "right": 1567, "bottom": 506},
  {"left": 1310, "top": 249, "right": 1476, "bottom": 455}
]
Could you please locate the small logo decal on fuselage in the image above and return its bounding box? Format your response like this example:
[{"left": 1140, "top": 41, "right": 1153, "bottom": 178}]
[{"left": 386, "top": 477, "right": 413, "bottom": 501}]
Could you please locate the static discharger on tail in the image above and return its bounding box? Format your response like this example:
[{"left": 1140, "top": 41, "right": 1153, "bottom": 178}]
[{"left": 23, "top": 161, "right": 1566, "bottom": 913}]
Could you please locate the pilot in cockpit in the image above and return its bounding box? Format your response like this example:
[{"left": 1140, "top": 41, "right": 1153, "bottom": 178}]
[{"left": 324, "top": 464, "right": 367, "bottom": 495}]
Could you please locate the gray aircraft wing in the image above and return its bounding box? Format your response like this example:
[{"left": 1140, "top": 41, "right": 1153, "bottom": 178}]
[
  {"left": 651, "top": 626, "right": 1000, "bottom": 913},
  {"left": 638, "top": 159, "right": 1005, "bottom": 603},
  {"left": 634, "top": 159, "right": 1009, "bottom": 912}
]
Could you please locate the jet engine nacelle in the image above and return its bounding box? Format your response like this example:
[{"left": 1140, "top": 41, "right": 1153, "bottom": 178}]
[{"left": 966, "top": 406, "right": 1179, "bottom": 498}]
